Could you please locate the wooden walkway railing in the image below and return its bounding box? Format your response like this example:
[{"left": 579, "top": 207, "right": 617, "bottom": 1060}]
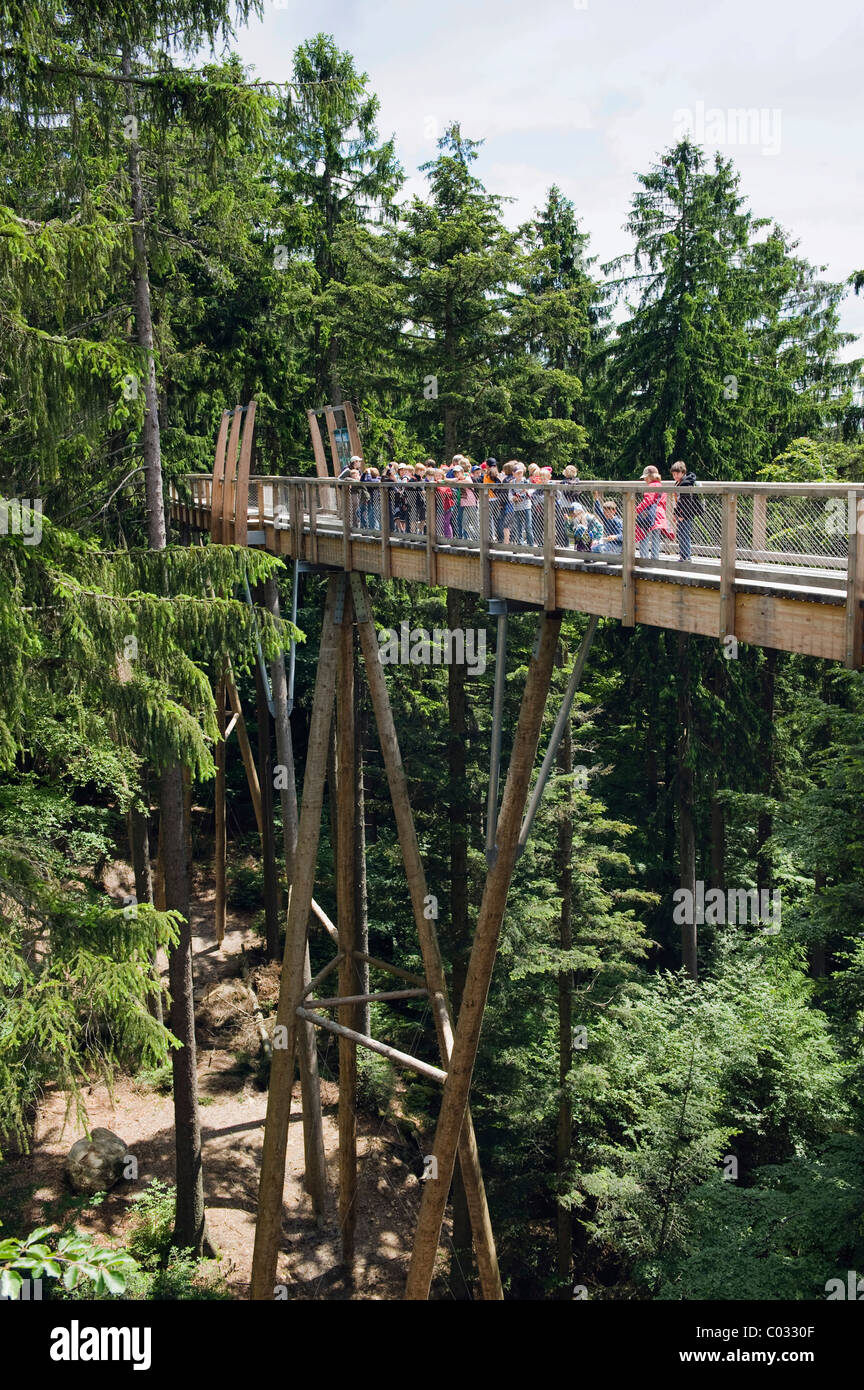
[{"left": 169, "top": 475, "right": 864, "bottom": 669}]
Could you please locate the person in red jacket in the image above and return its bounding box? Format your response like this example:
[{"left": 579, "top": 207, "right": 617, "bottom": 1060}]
[{"left": 635, "top": 465, "right": 673, "bottom": 559}]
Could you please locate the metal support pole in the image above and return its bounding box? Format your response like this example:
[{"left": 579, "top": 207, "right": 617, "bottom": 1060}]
[{"left": 516, "top": 616, "right": 599, "bottom": 859}]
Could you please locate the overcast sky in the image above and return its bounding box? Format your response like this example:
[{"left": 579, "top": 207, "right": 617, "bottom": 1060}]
[{"left": 230, "top": 0, "right": 863, "bottom": 358}]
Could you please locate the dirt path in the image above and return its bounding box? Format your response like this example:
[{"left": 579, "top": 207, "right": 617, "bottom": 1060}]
[{"left": 0, "top": 862, "right": 445, "bottom": 1300}]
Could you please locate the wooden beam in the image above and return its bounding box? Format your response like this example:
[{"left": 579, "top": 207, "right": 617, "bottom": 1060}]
[
  {"left": 335, "top": 584, "right": 359, "bottom": 1270},
  {"left": 324, "top": 405, "right": 342, "bottom": 475},
  {"left": 250, "top": 576, "right": 342, "bottom": 1299},
  {"left": 752, "top": 493, "right": 767, "bottom": 552},
  {"left": 405, "top": 609, "right": 563, "bottom": 1300},
  {"left": 353, "top": 950, "right": 427, "bottom": 988},
  {"left": 720, "top": 493, "right": 738, "bottom": 641},
  {"left": 308, "top": 988, "right": 428, "bottom": 1008},
  {"left": 543, "top": 488, "right": 556, "bottom": 610},
  {"left": 479, "top": 487, "right": 491, "bottom": 599},
  {"left": 342, "top": 481, "right": 352, "bottom": 572},
  {"left": 209, "top": 410, "right": 231, "bottom": 545},
  {"left": 296, "top": 1008, "right": 448, "bottom": 1083},
  {"left": 845, "top": 489, "right": 864, "bottom": 670},
  {"left": 233, "top": 401, "right": 255, "bottom": 548},
  {"left": 216, "top": 409, "right": 242, "bottom": 545},
  {"left": 261, "top": 577, "right": 330, "bottom": 1224},
  {"left": 307, "top": 410, "right": 330, "bottom": 480},
  {"left": 301, "top": 952, "right": 344, "bottom": 1000},
  {"left": 621, "top": 493, "right": 636, "bottom": 627},
  {"left": 426, "top": 481, "right": 437, "bottom": 585},
  {"left": 351, "top": 574, "right": 503, "bottom": 1300},
  {"left": 380, "top": 482, "right": 391, "bottom": 578},
  {"left": 225, "top": 670, "right": 263, "bottom": 836},
  {"left": 342, "top": 400, "right": 363, "bottom": 460}
]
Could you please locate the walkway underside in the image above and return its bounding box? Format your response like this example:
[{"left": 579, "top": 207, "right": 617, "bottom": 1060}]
[{"left": 173, "top": 497, "right": 858, "bottom": 664}]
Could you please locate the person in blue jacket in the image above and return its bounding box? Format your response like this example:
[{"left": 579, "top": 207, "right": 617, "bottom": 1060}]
[{"left": 591, "top": 491, "right": 623, "bottom": 553}]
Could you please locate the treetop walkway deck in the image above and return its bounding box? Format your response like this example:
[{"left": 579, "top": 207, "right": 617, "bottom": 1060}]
[{"left": 170, "top": 473, "right": 864, "bottom": 668}]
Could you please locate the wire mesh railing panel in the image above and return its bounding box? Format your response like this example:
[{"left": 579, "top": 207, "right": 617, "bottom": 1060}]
[{"left": 758, "top": 495, "right": 849, "bottom": 569}]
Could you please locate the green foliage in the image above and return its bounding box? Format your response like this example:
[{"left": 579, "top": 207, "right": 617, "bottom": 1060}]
[
  {"left": 655, "top": 1137, "right": 864, "bottom": 1300},
  {"left": 0, "top": 1224, "right": 137, "bottom": 1298},
  {"left": 227, "top": 863, "right": 264, "bottom": 911}
]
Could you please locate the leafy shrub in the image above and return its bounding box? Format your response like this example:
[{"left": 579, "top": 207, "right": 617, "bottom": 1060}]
[
  {"left": 357, "top": 1051, "right": 396, "bottom": 1117},
  {"left": 227, "top": 864, "right": 264, "bottom": 911}
]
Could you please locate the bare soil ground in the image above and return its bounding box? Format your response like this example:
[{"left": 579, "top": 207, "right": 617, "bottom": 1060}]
[{"left": 0, "top": 860, "right": 453, "bottom": 1300}]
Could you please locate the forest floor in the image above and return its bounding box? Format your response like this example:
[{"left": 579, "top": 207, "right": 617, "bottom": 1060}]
[{"left": 0, "top": 859, "right": 454, "bottom": 1300}]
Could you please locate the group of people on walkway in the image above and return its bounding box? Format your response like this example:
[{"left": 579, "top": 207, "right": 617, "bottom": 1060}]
[{"left": 336, "top": 455, "right": 704, "bottom": 561}]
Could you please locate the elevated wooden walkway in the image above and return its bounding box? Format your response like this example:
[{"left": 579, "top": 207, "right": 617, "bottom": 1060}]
[{"left": 170, "top": 472, "right": 864, "bottom": 667}]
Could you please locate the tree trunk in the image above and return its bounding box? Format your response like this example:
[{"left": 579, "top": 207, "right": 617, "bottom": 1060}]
[
  {"left": 161, "top": 764, "right": 208, "bottom": 1254},
  {"left": 709, "top": 659, "right": 726, "bottom": 890},
  {"left": 677, "top": 633, "right": 698, "bottom": 979},
  {"left": 354, "top": 643, "right": 370, "bottom": 1034},
  {"left": 123, "top": 49, "right": 165, "bottom": 552},
  {"left": 446, "top": 587, "right": 473, "bottom": 1299},
  {"left": 556, "top": 667, "right": 574, "bottom": 1296},
  {"left": 127, "top": 803, "right": 162, "bottom": 1026},
  {"left": 255, "top": 662, "right": 281, "bottom": 961},
  {"left": 756, "top": 649, "right": 777, "bottom": 895},
  {"left": 125, "top": 49, "right": 208, "bottom": 1252}
]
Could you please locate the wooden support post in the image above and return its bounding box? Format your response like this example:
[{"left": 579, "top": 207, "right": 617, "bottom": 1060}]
[
  {"left": 479, "top": 487, "right": 491, "bottom": 599},
  {"left": 543, "top": 488, "right": 556, "bottom": 610},
  {"left": 309, "top": 481, "right": 319, "bottom": 565},
  {"left": 261, "top": 576, "right": 329, "bottom": 1221},
  {"left": 720, "top": 493, "right": 738, "bottom": 641},
  {"left": 380, "top": 483, "right": 391, "bottom": 578},
  {"left": 307, "top": 409, "right": 330, "bottom": 481},
  {"left": 336, "top": 585, "right": 360, "bottom": 1271},
  {"left": 233, "top": 401, "right": 255, "bottom": 548},
  {"left": 351, "top": 574, "right": 503, "bottom": 1300},
  {"left": 405, "top": 609, "right": 563, "bottom": 1300},
  {"left": 250, "top": 578, "right": 341, "bottom": 1300},
  {"left": 342, "top": 482, "right": 352, "bottom": 572},
  {"left": 752, "top": 493, "right": 767, "bottom": 554},
  {"left": 324, "top": 405, "right": 342, "bottom": 474},
  {"left": 224, "top": 670, "right": 263, "bottom": 836},
  {"left": 845, "top": 489, "right": 864, "bottom": 670},
  {"left": 426, "top": 481, "right": 437, "bottom": 585},
  {"left": 216, "top": 409, "right": 242, "bottom": 545},
  {"left": 621, "top": 493, "right": 636, "bottom": 627},
  {"left": 214, "top": 671, "right": 227, "bottom": 947},
  {"left": 343, "top": 401, "right": 363, "bottom": 460},
  {"left": 209, "top": 410, "right": 231, "bottom": 545}
]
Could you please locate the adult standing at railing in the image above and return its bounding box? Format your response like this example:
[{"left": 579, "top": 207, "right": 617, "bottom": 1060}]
[
  {"left": 512, "top": 462, "right": 535, "bottom": 546},
  {"left": 461, "top": 467, "right": 481, "bottom": 539},
  {"left": 669, "top": 461, "right": 703, "bottom": 562}
]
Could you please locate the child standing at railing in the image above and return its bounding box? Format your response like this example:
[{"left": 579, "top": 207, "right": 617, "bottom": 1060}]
[
  {"left": 669, "top": 461, "right": 703, "bottom": 561},
  {"left": 435, "top": 469, "right": 456, "bottom": 539},
  {"left": 636, "top": 466, "right": 672, "bottom": 559}
]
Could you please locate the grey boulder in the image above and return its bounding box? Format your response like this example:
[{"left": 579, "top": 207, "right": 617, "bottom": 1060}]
[{"left": 64, "top": 1127, "right": 129, "bottom": 1194}]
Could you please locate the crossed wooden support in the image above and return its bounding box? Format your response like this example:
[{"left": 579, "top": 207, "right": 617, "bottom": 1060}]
[{"left": 248, "top": 565, "right": 573, "bottom": 1300}]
